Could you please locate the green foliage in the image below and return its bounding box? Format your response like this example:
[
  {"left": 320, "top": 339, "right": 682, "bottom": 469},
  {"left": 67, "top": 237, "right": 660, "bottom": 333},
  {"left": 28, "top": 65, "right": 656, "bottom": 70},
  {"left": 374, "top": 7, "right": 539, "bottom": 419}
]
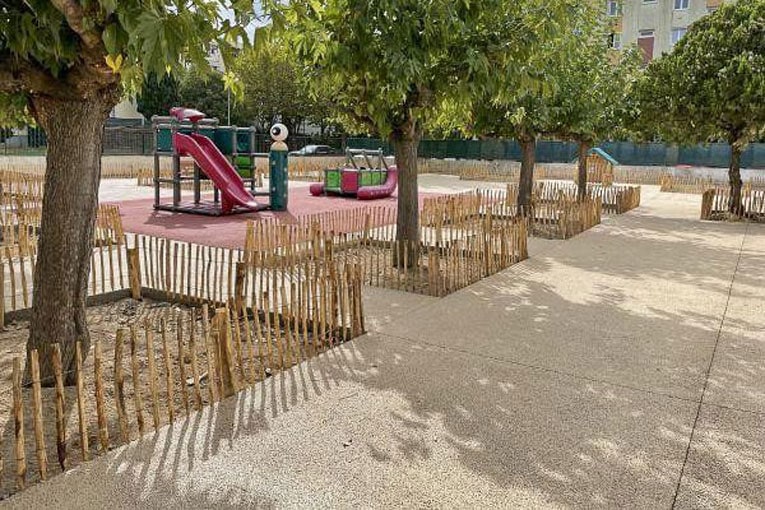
[
  {"left": 177, "top": 66, "right": 247, "bottom": 126},
  {"left": 136, "top": 72, "right": 179, "bottom": 120},
  {"left": 547, "top": 24, "right": 642, "bottom": 144},
  {"left": 0, "top": 1, "right": 253, "bottom": 107},
  {"left": 234, "top": 41, "right": 313, "bottom": 133},
  {"left": 233, "top": 39, "right": 342, "bottom": 134},
  {"left": 0, "top": 93, "right": 31, "bottom": 128},
  {"left": 466, "top": 4, "right": 640, "bottom": 145},
  {"left": 262, "top": 0, "right": 574, "bottom": 140},
  {"left": 631, "top": 0, "right": 765, "bottom": 147}
]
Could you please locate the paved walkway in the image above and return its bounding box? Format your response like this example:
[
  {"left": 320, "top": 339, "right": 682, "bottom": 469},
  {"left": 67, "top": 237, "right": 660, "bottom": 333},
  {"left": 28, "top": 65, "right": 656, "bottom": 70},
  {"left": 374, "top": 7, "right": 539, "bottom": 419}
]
[{"left": 6, "top": 187, "right": 764, "bottom": 509}]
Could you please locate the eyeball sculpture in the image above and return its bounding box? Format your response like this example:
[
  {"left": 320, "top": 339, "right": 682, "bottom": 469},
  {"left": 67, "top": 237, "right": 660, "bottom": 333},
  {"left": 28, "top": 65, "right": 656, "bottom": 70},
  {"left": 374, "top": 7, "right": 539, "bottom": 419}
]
[{"left": 270, "top": 123, "right": 288, "bottom": 142}]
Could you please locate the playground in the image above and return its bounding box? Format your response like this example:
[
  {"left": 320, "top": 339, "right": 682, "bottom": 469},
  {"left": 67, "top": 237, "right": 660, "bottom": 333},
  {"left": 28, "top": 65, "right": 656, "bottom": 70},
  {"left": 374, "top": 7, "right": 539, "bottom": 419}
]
[
  {"left": 0, "top": 172, "right": 762, "bottom": 508},
  {"left": 0, "top": 99, "right": 761, "bottom": 509},
  {"left": 2, "top": 0, "right": 764, "bottom": 506}
]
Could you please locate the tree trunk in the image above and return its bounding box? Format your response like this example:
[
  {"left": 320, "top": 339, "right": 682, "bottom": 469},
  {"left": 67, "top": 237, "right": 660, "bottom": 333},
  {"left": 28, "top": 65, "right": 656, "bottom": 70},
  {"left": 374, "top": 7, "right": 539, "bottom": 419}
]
[
  {"left": 728, "top": 143, "right": 744, "bottom": 217},
  {"left": 577, "top": 141, "right": 590, "bottom": 201},
  {"left": 517, "top": 135, "right": 536, "bottom": 215},
  {"left": 26, "top": 90, "right": 117, "bottom": 386},
  {"left": 391, "top": 121, "right": 421, "bottom": 268}
]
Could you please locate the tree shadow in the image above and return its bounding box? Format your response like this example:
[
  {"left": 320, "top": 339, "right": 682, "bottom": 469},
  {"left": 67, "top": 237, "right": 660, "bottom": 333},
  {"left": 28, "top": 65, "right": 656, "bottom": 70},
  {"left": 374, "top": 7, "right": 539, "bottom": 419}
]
[
  {"left": 5, "top": 199, "right": 764, "bottom": 508},
  {"left": 8, "top": 267, "right": 757, "bottom": 508}
]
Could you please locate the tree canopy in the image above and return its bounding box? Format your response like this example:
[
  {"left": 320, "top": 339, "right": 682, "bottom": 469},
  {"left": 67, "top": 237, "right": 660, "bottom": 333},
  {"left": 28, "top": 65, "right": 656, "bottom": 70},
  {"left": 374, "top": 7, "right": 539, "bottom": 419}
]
[
  {"left": 234, "top": 42, "right": 313, "bottom": 133},
  {"left": 0, "top": 1, "right": 252, "bottom": 118},
  {"left": 632, "top": 0, "right": 765, "bottom": 146},
  {"left": 137, "top": 72, "right": 180, "bottom": 120},
  {"left": 631, "top": 0, "right": 765, "bottom": 213},
  {"left": 263, "top": 0, "right": 575, "bottom": 249},
  {"left": 0, "top": 1, "right": 254, "bottom": 383},
  {"left": 455, "top": 4, "right": 640, "bottom": 204},
  {"left": 177, "top": 65, "right": 248, "bottom": 125}
]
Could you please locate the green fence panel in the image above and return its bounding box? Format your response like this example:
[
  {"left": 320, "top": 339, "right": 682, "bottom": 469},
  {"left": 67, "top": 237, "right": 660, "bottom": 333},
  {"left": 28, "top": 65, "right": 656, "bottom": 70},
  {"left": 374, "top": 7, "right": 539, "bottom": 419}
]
[
  {"left": 537, "top": 141, "right": 578, "bottom": 163},
  {"left": 213, "top": 127, "right": 235, "bottom": 155},
  {"left": 9, "top": 123, "right": 765, "bottom": 168},
  {"left": 678, "top": 143, "right": 731, "bottom": 168},
  {"left": 742, "top": 144, "right": 764, "bottom": 169},
  {"left": 601, "top": 142, "right": 669, "bottom": 166}
]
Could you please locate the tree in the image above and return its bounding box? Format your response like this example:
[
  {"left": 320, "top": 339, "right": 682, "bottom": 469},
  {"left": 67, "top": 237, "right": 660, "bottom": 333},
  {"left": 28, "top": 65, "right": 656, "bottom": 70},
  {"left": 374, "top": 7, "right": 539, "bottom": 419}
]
[
  {"left": 632, "top": 0, "right": 765, "bottom": 215},
  {"left": 468, "top": 6, "right": 640, "bottom": 208},
  {"left": 305, "top": 95, "right": 343, "bottom": 137},
  {"left": 0, "top": 1, "right": 252, "bottom": 384},
  {"left": 177, "top": 66, "right": 248, "bottom": 126},
  {"left": 263, "top": 0, "right": 571, "bottom": 262},
  {"left": 467, "top": 7, "right": 596, "bottom": 212},
  {"left": 137, "top": 72, "right": 179, "bottom": 121},
  {"left": 473, "top": 93, "right": 552, "bottom": 213},
  {"left": 546, "top": 17, "right": 642, "bottom": 200},
  {"left": 234, "top": 43, "right": 312, "bottom": 134}
]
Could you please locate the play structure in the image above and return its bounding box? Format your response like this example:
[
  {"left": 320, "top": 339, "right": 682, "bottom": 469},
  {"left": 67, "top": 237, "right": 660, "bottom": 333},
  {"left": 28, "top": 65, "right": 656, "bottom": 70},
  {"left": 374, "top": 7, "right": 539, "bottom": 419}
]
[
  {"left": 585, "top": 147, "right": 618, "bottom": 185},
  {"left": 309, "top": 148, "right": 397, "bottom": 200},
  {"left": 152, "top": 108, "right": 289, "bottom": 215}
]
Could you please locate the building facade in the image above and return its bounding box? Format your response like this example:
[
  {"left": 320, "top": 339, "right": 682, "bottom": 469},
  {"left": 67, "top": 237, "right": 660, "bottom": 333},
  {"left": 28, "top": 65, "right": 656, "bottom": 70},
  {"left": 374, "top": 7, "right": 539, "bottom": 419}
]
[{"left": 608, "top": 0, "right": 724, "bottom": 62}]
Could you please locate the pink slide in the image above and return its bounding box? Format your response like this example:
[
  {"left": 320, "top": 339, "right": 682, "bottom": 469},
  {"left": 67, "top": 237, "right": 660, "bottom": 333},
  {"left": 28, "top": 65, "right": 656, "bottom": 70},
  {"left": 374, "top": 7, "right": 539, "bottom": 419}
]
[
  {"left": 357, "top": 166, "right": 398, "bottom": 200},
  {"left": 172, "top": 132, "right": 262, "bottom": 213}
]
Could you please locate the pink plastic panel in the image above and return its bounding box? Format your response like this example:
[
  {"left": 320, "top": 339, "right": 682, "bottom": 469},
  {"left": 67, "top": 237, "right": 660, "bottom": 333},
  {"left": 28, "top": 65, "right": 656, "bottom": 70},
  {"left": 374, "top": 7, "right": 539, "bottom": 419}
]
[
  {"left": 341, "top": 169, "right": 360, "bottom": 194},
  {"left": 169, "top": 107, "right": 206, "bottom": 123}
]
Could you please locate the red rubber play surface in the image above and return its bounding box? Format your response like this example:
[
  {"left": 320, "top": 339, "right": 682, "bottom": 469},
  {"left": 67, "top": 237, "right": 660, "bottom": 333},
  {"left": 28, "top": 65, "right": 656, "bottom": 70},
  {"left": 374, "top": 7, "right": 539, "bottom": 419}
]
[{"left": 108, "top": 188, "right": 436, "bottom": 249}]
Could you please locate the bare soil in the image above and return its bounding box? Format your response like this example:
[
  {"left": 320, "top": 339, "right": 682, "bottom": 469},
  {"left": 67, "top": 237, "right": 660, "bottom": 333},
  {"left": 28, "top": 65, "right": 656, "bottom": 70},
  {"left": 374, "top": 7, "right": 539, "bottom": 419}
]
[{"left": 0, "top": 297, "right": 348, "bottom": 499}]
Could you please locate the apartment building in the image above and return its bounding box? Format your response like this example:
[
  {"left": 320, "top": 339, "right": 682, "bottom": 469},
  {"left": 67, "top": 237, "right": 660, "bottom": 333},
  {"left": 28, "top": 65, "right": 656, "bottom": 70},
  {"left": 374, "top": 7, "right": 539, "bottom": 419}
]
[{"left": 607, "top": 0, "right": 724, "bottom": 62}]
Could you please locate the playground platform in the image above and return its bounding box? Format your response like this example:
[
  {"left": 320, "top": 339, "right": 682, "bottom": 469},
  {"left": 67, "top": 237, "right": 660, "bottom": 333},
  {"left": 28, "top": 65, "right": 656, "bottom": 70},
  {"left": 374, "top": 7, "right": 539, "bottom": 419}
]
[{"left": 108, "top": 185, "right": 434, "bottom": 249}]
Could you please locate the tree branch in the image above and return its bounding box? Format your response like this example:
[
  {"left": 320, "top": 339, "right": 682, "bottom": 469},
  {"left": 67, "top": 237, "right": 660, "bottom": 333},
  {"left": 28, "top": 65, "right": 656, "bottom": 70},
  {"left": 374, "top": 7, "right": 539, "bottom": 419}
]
[
  {"left": 49, "top": 0, "right": 104, "bottom": 50},
  {"left": 336, "top": 104, "right": 377, "bottom": 134},
  {"left": 0, "top": 55, "right": 77, "bottom": 99}
]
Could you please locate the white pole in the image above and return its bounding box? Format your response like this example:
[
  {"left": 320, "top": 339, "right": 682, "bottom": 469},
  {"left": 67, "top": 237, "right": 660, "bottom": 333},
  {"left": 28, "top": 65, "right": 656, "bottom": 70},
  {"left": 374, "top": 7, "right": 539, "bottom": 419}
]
[{"left": 227, "top": 87, "right": 231, "bottom": 125}]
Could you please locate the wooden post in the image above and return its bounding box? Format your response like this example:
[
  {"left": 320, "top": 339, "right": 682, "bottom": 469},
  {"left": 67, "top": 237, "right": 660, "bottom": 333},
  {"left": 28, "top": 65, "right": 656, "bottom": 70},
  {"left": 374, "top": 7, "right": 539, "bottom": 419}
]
[
  {"left": 230, "top": 301, "right": 246, "bottom": 382},
  {"left": 160, "top": 318, "right": 175, "bottom": 423},
  {"left": 127, "top": 247, "right": 142, "bottom": 299},
  {"left": 241, "top": 304, "right": 257, "bottom": 385},
  {"left": 6, "top": 247, "right": 16, "bottom": 312},
  {"left": 29, "top": 350, "right": 48, "bottom": 480},
  {"left": 214, "top": 307, "right": 236, "bottom": 397},
  {"left": 52, "top": 344, "right": 67, "bottom": 470},
  {"left": 201, "top": 305, "right": 218, "bottom": 403},
  {"left": 176, "top": 314, "right": 190, "bottom": 415},
  {"left": 12, "top": 357, "right": 26, "bottom": 489},
  {"left": 75, "top": 341, "right": 89, "bottom": 461},
  {"left": 145, "top": 326, "right": 161, "bottom": 431},
  {"left": 252, "top": 302, "right": 267, "bottom": 379},
  {"left": 234, "top": 261, "right": 246, "bottom": 316},
  {"left": 262, "top": 292, "right": 276, "bottom": 369},
  {"left": 129, "top": 327, "right": 145, "bottom": 437},
  {"left": 188, "top": 315, "right": 203, "bottom": 410},
  {"left": 113, "top": 330, "right": 130, "bottom": 443},
  {"left": 93, "top": 340, "right": 109, "bottom": 452}
]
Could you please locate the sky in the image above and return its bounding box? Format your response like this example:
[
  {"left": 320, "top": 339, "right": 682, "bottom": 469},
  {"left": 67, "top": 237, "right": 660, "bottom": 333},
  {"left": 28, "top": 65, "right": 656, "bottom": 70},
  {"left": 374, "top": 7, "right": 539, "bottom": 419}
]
[{"left": 220, "top": 1, "right": 269, "bottom": 38}]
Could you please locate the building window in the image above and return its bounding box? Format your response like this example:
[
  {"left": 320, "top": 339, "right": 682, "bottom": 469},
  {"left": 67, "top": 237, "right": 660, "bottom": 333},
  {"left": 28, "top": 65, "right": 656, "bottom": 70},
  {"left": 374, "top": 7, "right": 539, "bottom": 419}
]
[
  {"left": 671, "top": 27, "right": 687, "bottom": 45},
  {"left": 609, "top": 32, "right": 623, "bottom": 50},
  {"left": 642, "top": 0, "right": 657, "bottom": 4},
  {"left": 606, "top": 0, "right": 620, "bottom": 16},
  {"left": 638, "top": 30, "right": 655, "bottom": 64},
  {"left": 674, "top": 0, "right": 689, "bottom": 9}
]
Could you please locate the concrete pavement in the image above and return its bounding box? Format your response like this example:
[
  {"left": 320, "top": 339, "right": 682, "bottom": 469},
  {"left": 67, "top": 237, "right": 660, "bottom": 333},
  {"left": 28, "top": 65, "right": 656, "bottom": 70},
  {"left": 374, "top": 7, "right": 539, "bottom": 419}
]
[{"left": 5, "top": 186, "right": 764, "bottom": 509}]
